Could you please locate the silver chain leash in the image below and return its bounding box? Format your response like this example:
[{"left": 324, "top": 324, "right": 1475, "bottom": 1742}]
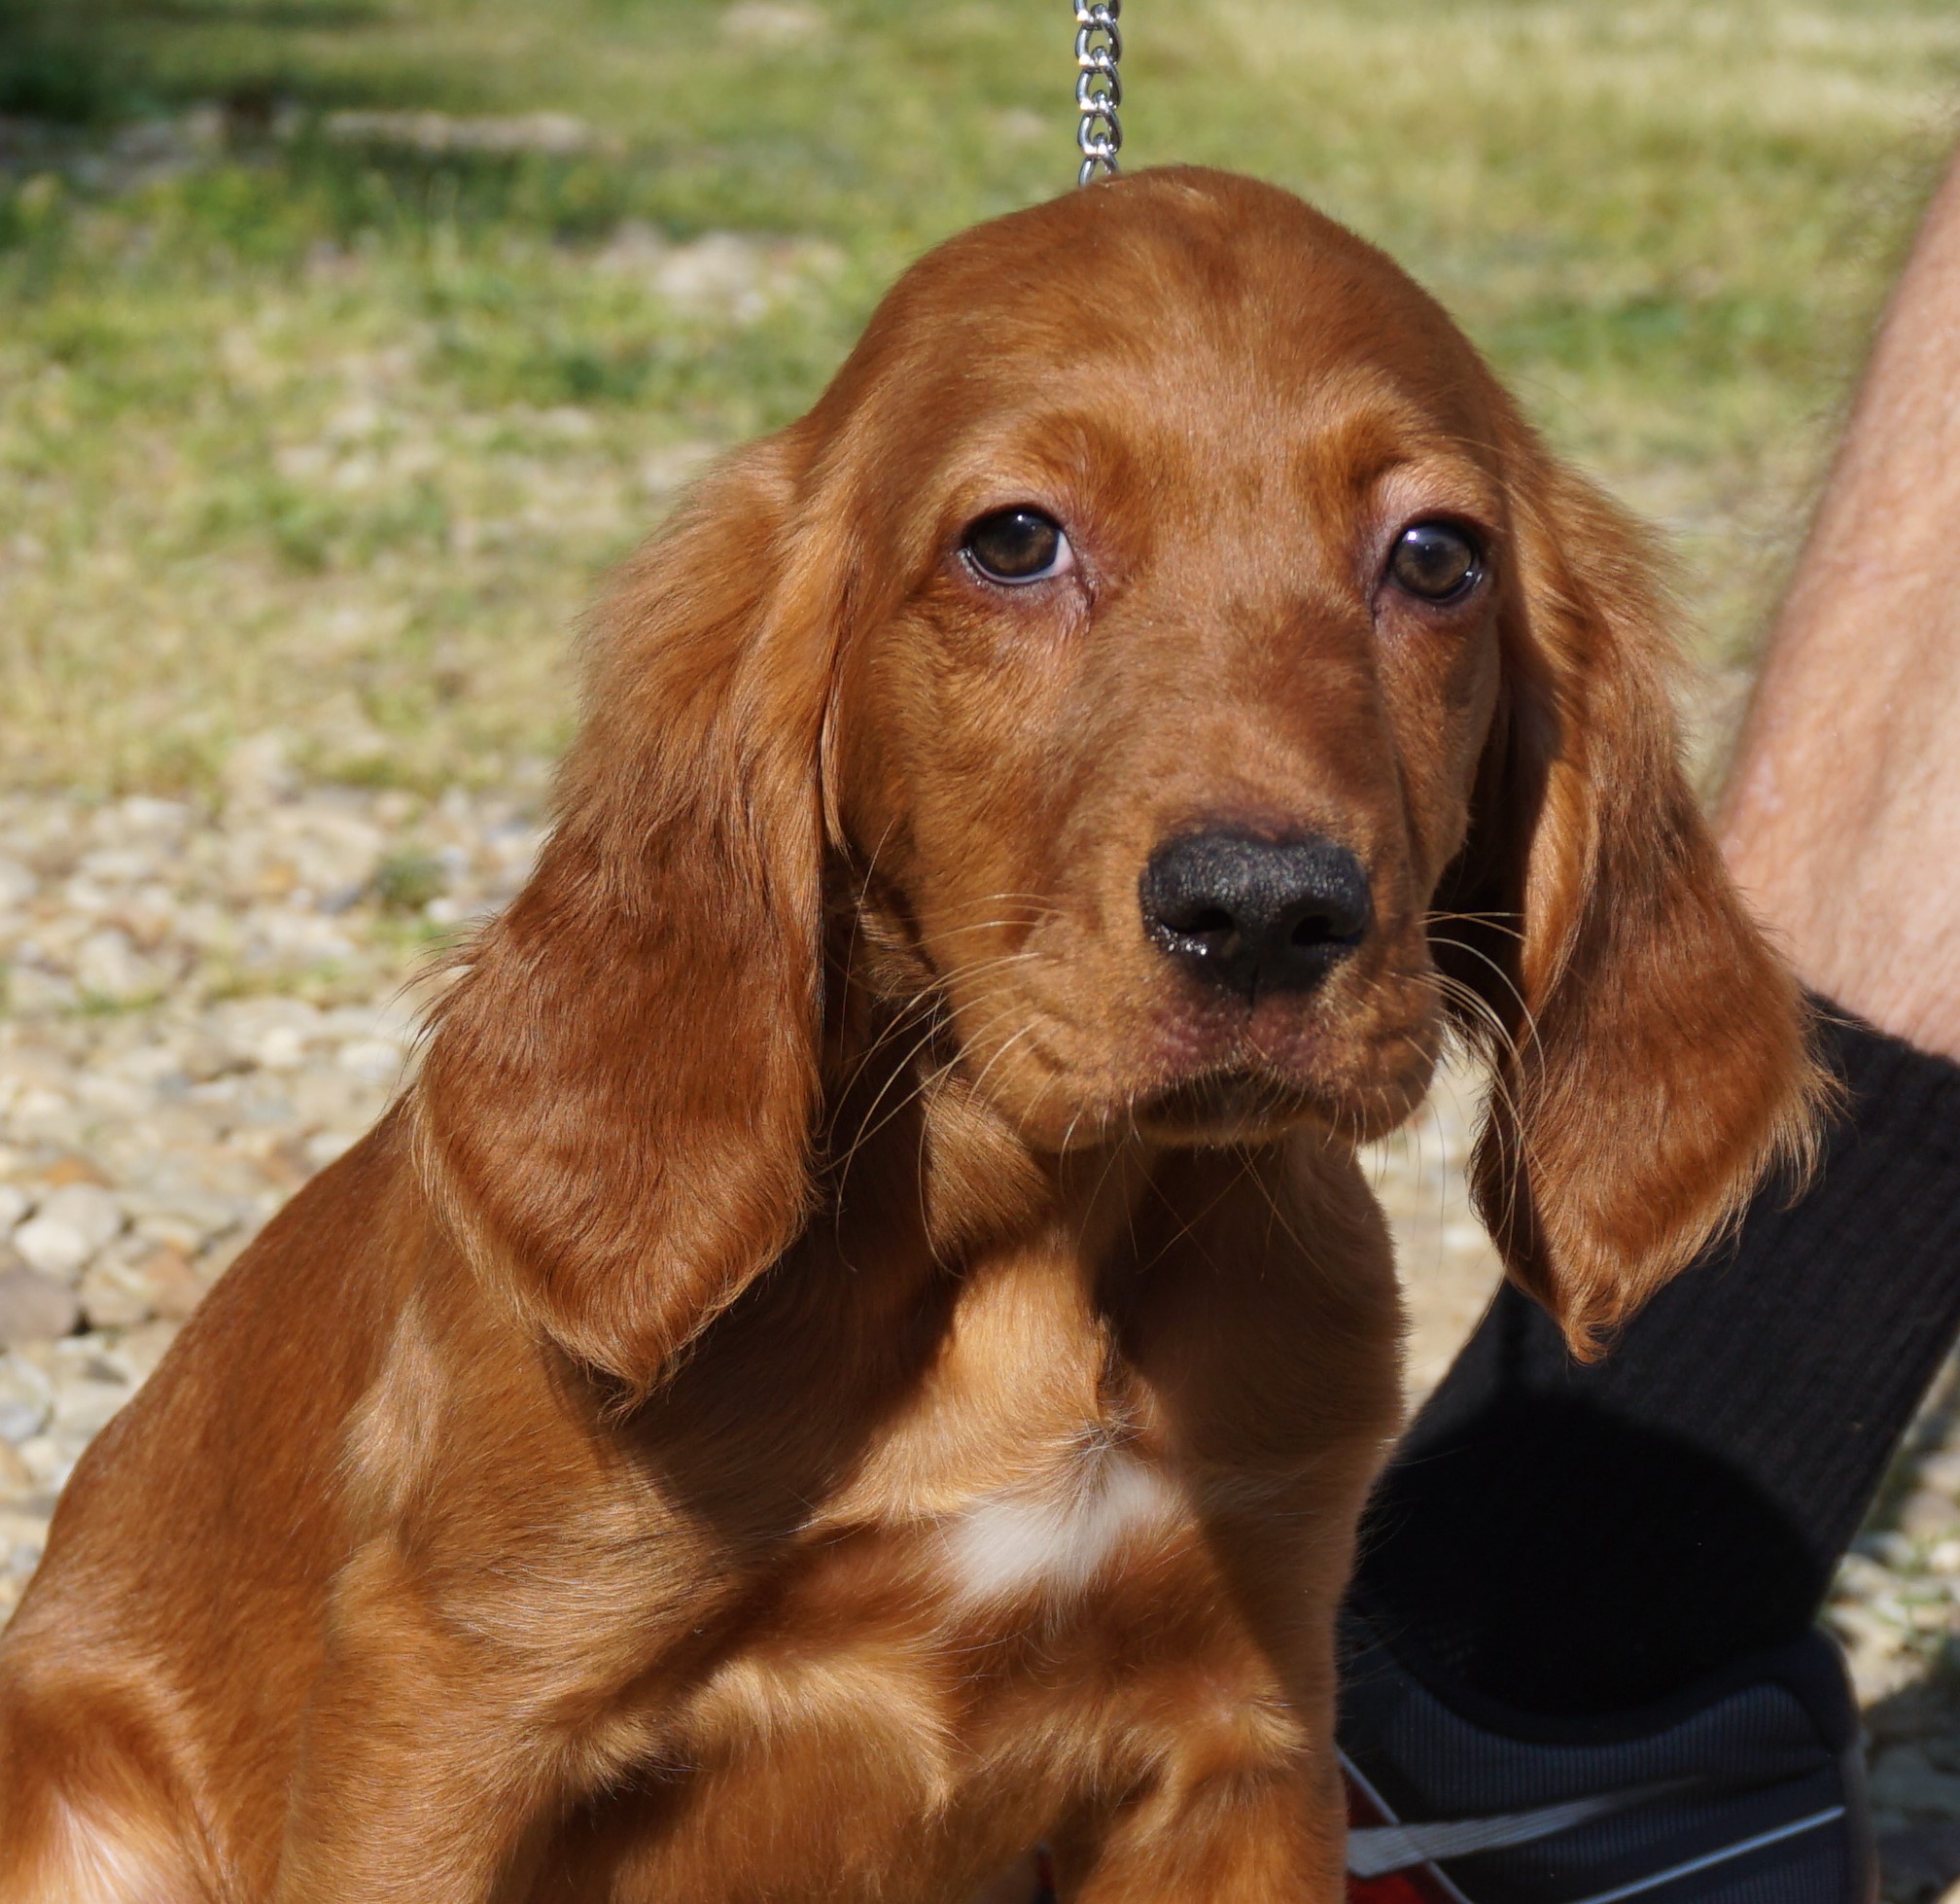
[{"left": 1074, "top": 0, "right": 1122, "bottom": 185}]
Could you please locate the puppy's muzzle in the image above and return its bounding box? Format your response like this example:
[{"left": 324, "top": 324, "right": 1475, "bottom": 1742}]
[{"left": 1140, "top": 831, "right": 1371, "bottom": 1001}]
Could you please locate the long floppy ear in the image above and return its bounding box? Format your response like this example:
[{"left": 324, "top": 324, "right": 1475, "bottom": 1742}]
[
  {"left": 414, "top": 434, "right": 842, "bottom": 1389},
  {"left": 1440, "top": 445, "right": 1829, "bottom": 1357}
]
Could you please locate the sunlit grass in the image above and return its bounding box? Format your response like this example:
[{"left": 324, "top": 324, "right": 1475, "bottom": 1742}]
[{"left": 0, "top": 0, "right": 1952, "bottom": 793}]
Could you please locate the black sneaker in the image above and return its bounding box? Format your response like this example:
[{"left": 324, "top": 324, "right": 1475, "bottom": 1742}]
[{"left": 1339, "top": 1604, "right": 1877, "bottom": 1904}]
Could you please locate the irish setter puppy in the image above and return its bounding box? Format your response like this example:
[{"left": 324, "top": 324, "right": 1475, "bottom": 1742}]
[{"left": 0, "top": 168, "right": 1820, "bottom": 1902}]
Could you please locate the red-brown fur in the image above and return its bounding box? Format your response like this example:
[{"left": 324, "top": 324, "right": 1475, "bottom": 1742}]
[{"left": 0, "top": 169, "right": 1822, "bottom": 1902}]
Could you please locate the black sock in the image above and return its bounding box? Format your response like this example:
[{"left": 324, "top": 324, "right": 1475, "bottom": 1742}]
[{"left": 1354, "top": 1002, "right": 1960, "bottom": 1718}]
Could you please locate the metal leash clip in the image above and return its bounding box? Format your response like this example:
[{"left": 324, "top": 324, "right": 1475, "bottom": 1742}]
[{"left": 1074, "top": 0, "right": 1121, "bottom": 185}]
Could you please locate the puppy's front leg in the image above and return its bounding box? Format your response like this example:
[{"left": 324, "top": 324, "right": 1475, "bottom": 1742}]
[{"left": 268, "top": 1538, "right": 631, "bottom": 1903}]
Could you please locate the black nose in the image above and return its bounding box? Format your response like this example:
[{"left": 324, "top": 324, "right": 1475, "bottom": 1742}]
[{"left": 1139, "top": 831, "right": 1371, "bottom": 1000}]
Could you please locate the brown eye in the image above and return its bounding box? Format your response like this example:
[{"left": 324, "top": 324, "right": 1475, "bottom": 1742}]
[
  {"left": 1389, "top": 522, "right": 1483, "bottom": 603},
  {"left": 962, "top": 508, "right": 1073, "bottom": 584}
]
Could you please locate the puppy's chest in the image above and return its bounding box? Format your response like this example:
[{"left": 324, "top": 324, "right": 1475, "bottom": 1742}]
[
  {"left": 635, "top": 1255, "right": 1345, "bottom": 1880},
  {"left": 637, "top": 1434, "right": 1231, "bottom": 1898},
  {"left": 672, "top": 1415, "right": 1210, "bottom": 1801},
  {"left": 802, "top": 1266, "right": 1200, "bottom": 1618},
  {"left": 928, "top": 1440, "right": 1188, "bottom": 1607}
]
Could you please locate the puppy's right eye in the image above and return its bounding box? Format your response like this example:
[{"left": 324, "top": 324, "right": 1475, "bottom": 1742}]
[{"left": 962, "top": 509, "right": 1074, "bottom": 584}]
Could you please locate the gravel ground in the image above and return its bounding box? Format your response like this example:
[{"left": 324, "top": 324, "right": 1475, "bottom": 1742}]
[{"left": 0, "top": 772, "right": 1953, "bottom": 1897}]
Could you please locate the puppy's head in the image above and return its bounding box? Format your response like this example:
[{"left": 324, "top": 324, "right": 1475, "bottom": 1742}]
[{"left": 418, "top": 168, "right": 1823, "bottom": 1385}]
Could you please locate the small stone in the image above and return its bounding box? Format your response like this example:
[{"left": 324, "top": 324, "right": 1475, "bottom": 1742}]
[
  {"left": 720, "top": 0, "right": 826, "bottom": 46},
  {"left": 41, "top": 1158, "right": 111, "bottom": 1190},
  {"left": 0, "top": 857, "right": 36, "bottom": 908},
  {"left": 76, "top": 846, "right": 155, "bottom": 884},
  {"left": 653, "top": 233, "right": 766, "bottom": 313},
  {"left": 0, "top": 1438, "right": 32, "bottom": 1494},
  {"left": 76, "top": 1261, "right": 149, "bottom": 1329},
  {"left": 8, "top": 1217, "right": 89, "bottom": 1282},
  {"left": 1865, "top": 1679, "right": 1957, "bottom": 1748},
  {"left": 1858, "top": 1530, "right": 1919, "bottom": 1570},
  {"left": 1870, "top": 1746, "right": 1960, "bottom": 1818},
  {"left": 302, "top": 1129, "right": 359, "bottom": 1170},
  {"left": 13, "top": 1434, "right": 70, "bottom": 1493},
  {"left": 80, "top": 1242, "right": 203, "bottom": 1328},
  {"left": 223, "top": 731, "right": 298, "bottom": 806},
  {"left": 255, "top": 1023, "right": 310, "bottom": 1071},
  {"left": 99, "top": 1322, "right": 178, "bottom": 1389},
  {"left": 0, "top": 1185, "right": 31, "bottom": 1231},
  {"left": 7, "top": 967, "right": 76, "bottom": 1014},
  {"left": 108, "top": 794, "right": 192, "bottom": 841},
  {"left": 0, "top": 1526, "right": 48, "bottom": 1604},
  {"left": 74, "top": 926, "right": 168, "bottom": 1003},
  {"left": 1828, "top": 1602, "right": 1922, "bottom": 1704},
  {"left": 1837, "top": 1551, "right": 1893, "bottom": 1598},
  {"left": 336, "top": 1037, "right": 403, "bottom": 1085},
  {"left": 40, "top": 1182, "right": 123, "bottom": 1252},
  {"left": 1898, "top": 1488, "right": 1960, "bottom": 1541},
  {"left": 75, "top": 1072, "right": 157, "bottom": 1117},
  {"left": 13, "top": 1182, "right": 122, "bottom": 1279},
  {"left": 0, "top": 1357, "right": 53, "bottom": 1443},
  {"left": 48, "top": 1367, "right": 131, "bottom": 1440},
  {"left": 130, "top": 1212, "right": 211, "bottom": 1254},
  {"left": 0, "top": 1267, "right": 81, "bottom": 1345},
  {"left": 1918, "top": 1451, "right": 1960, "bottom": 1501}
]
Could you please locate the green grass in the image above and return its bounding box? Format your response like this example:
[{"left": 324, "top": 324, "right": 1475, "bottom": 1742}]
[{"left": 1, "top": 0, "right": 1954, "bottom": 794}]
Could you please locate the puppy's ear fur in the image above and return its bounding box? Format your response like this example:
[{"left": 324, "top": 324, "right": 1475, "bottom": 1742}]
[
  {"left": 416, "top": 436, "right": 842, "bottom": 1390},
  {"left": 1441, "top": 445, "right": 1829, "bottom": 1357}
]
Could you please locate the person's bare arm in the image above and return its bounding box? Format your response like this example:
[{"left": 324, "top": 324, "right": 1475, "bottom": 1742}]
[{"left": 1720, "top": 152, "right": 1960, "bottom": 1065}]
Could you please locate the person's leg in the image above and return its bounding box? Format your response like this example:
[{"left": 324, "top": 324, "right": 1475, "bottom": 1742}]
[
  {"left": 1720, "top": 150, "right": 1960, "bottom": 1068},
  {"left": 1340, "top": 145, "right": 1960, "bottom": 1903}
]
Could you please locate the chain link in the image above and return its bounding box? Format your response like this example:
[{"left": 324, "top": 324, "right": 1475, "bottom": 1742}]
[{"left": 1074, "top": 0, "right": 1121, "bottom": 186}]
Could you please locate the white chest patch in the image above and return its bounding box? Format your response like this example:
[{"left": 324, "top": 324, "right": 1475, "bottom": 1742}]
[{"left": 943, "top": 1453, "right": 1186, "bottom": 1605}]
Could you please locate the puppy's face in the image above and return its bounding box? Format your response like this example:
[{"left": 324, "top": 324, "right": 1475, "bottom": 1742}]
[
  {"left": 825, "top": 173, "right": 1508, "bottom": 1149},
  {"left": 421, "top": 166, "right": 1814, "bottom": 1380}
]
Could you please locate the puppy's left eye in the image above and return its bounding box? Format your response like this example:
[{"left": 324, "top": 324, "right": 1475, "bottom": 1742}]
[
  {"left": 1388, "top": 522, "right": 1484, "bottom": 603},
  {"left": 962, "top": 509, "right": 1074, "bottom": 584}
]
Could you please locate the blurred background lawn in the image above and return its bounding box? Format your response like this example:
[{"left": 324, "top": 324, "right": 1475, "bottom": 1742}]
[{"left": 1, "top": 0, "right": 1954, "bottom": 797}]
